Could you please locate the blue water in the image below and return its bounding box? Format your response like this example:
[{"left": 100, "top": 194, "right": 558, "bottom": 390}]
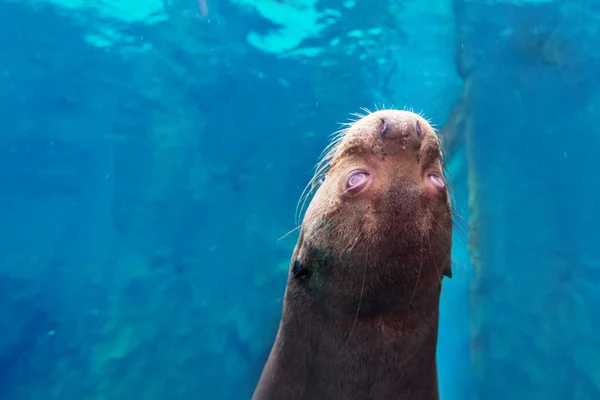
[{"left": 0, "top": 0, "right": 598, "bottom": 399}]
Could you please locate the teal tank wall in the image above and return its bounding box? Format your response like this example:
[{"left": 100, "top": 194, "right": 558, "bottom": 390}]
[{"left": 455, "top": 0, "right": 600, "bottom": 398}]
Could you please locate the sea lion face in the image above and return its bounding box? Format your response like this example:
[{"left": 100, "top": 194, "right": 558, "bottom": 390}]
[{"left": 295, "top": 110, "right": 452, "bottom": 315}]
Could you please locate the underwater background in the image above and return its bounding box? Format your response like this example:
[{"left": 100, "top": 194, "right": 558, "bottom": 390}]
[{"left": 0, "top": 0, "right": 598, "bottom": 399}]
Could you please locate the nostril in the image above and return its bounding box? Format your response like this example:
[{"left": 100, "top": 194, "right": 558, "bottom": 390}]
[
  {"left": 415, "top": 120, "right": 423, "bottom": 140},
  {"left": 377, "top": 118, "right": 388, "bottom": 139}
]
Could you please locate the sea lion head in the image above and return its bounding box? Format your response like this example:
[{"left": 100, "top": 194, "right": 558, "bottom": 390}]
[{"left": 293, "top": 109, "right": 453, "bottom": 317}]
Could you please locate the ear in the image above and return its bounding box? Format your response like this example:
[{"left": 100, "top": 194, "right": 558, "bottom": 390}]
[
  {"left": 442, "top": 263, "right": 452, "bottom": 279},
  {"left": 292, "top": 259, "right": 310, "bottom": 280},
  {"left": 289, "top": 230, "right": 311, "bottom": 279}
]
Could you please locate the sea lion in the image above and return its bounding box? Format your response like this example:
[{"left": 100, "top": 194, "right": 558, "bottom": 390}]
[{"left": 253, "top": 109, "right": 453, "bottom": 400}]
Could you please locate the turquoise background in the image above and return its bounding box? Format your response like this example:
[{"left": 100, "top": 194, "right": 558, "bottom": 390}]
[{"left": 0, "top": 0, "right": 598, "bottom": 399}]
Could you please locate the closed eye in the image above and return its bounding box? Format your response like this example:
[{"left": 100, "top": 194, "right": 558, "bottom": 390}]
[
  {"left": 427, "top": 173, "right": 446, "bottom": 189},
  {"left": 344, "top": 169, "right": 370, "bottom": 194}
]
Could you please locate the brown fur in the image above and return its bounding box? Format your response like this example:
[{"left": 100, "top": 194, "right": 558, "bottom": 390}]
[{"left": 253, "top": 109, "right": 453, "bottom": 400}]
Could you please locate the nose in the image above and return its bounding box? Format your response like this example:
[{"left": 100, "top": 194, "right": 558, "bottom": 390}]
[{"left": 377, "top": 113, "right": 424, "bottom": 144}]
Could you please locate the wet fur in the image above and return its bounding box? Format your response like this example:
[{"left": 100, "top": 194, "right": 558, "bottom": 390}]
[{"left": 254, "top": 109, "right": 453, "bottom": 400}]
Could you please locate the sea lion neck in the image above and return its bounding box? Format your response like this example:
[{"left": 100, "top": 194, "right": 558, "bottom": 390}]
[
  {"left": 290, "top": 239, "right": 443, "bottom": 319},
  {"left": 255, "top": 280, "right": 441, "bottom": 399}
]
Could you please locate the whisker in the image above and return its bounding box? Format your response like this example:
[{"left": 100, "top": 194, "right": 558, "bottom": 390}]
[
  {"left": 452, "top": 214, "right": 469, "bottom": 246},
  {"left": 409, "top": 233, "right": 426, "bottom": 306},
  {"left": 296, "top": 106, "right": 389, "bottom": 223},
  {"left": 350, "top": 112, "right": 366, "bottom": 120},
  {"left": 277, "top": 224, "right": 302, "bottom": 242},
  {"left": 346, "top": 230, "right": 368, "bottom": 344},
  {"left": 359, "top": 106, "right": 373, "bottom": 115}
]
